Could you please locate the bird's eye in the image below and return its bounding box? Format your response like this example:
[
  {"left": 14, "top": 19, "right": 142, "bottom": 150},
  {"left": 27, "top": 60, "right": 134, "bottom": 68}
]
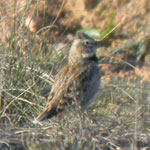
[{"left": 84, "top": 40, "right": 89, "bottom": 45}]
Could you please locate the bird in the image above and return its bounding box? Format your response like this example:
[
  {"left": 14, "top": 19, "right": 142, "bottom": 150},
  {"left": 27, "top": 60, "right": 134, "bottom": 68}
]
[{"left": 36, "top": 32, "right": 108, "bottom": 122}]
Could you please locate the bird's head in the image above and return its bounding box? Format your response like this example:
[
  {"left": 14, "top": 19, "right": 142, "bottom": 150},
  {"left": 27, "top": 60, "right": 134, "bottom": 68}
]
[{"left": 68, "top": 32, "right": 109, "bottom": 64}]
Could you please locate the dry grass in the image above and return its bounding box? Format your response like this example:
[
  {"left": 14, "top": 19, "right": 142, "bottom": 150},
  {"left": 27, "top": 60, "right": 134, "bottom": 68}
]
[{"left": 0, "top": 1, "right": 150, "bottom": 150}]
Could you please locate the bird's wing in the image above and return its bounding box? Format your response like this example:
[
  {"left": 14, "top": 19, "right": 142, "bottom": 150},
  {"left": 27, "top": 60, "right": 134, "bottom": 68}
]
[{"left": 46, "top": 64, "right": 88, "bottom": 110}]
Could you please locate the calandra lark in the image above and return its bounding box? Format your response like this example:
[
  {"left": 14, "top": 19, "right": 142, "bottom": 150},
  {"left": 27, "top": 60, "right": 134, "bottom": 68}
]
[{"left": 36, "top": 32, "right": 108, "bottom": 122}]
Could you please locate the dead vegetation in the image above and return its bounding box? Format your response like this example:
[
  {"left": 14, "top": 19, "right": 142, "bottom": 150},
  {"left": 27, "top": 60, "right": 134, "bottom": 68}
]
[{"left": 0, "top": 0, "right": 150, "bottom": 150}]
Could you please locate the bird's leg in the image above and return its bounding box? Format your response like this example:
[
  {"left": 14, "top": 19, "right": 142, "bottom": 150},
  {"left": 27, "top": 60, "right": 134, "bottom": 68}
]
[
  {"left": 58, "top": 112, "right": 66, "bottom": 123},
  {"left": 74, "top": 98, "right": 82, "bottom": 110}
]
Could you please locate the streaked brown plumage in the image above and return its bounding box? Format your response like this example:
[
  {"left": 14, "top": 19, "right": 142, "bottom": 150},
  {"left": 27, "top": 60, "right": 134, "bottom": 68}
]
[{"left": 36, "top": 32, "right": 108, "bottom": 122}]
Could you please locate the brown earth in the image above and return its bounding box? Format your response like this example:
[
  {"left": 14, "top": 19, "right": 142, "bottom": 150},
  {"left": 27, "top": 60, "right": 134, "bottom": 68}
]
[
  {"left": 0, "top": 0, "right": 150, "bottom": 40},
  {"left": 0, "top": 1, "right": 150, "bottom": 149}
]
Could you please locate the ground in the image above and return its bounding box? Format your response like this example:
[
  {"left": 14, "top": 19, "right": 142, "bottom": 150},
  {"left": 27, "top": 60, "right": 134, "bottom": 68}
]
[{"left": 0, "top": 0, "right": 150, "bottom": 150}]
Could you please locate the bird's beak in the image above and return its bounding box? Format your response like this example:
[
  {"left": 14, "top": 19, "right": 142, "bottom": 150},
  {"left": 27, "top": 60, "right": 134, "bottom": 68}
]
[{"left": 95, "top": 40, "right": 111, "bottom": 48}]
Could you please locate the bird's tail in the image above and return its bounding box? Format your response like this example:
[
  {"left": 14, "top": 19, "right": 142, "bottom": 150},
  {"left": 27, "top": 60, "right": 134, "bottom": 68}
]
[
  {"left": 36, "top": 109, "right": 50, "bottom": 122},
  {"left": 36, "top": 106, "right": 60, "bottom": 122}
]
